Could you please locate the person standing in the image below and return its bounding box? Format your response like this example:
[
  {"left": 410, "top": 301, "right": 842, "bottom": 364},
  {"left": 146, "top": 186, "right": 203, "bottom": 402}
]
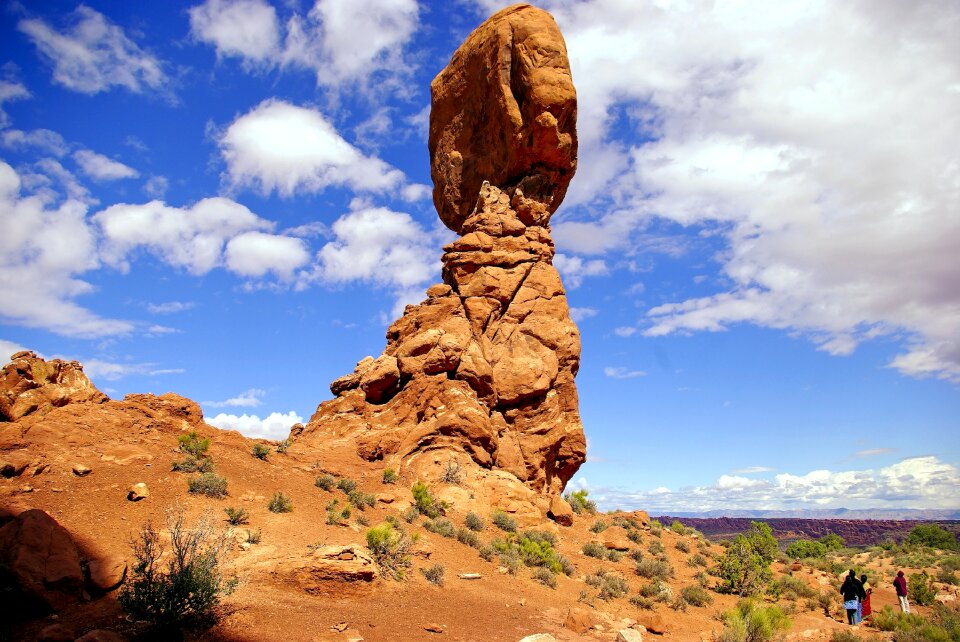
[
  {"left": 840, "top": 570, "right": 866, "bottom": 625},
  {"left": 894, "top": 570, "right": 910, "bottom": 613},
  {"left": 860, "top": 574, "right": 872, "bottom": 620}
]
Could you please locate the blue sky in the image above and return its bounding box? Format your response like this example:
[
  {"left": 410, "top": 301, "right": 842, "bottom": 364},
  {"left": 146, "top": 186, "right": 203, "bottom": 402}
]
[{"left": 1, "top": 0, "right": 957, "bottom": 513}]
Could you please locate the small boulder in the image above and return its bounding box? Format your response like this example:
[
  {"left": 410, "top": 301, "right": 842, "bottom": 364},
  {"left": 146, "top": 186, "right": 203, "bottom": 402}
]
[
  {"left": 458, "top": 573, "right": 482, "bottom": 580},
  {"left": 36, "top": 624, "right": 74, "bottom": 641},
  {"left": 547, "top": 496, "right": 574, "bottom": 527},
  {"left": 87, "top": 556, "right": 127, "bottom": 592},
  {"left": 359, "top": 355, "right": 400, "bottom": 403},
  {"left": 518, "top": 636, "right": 556, "bottom": 642},
  {"left": 604, "top": 538, "right": 632, "bottom": 552},
  {"left": 617, "top": 629, "right": 643, "bottom": 642},
  {"left": 637, "top": 613, "right": 668, "bottom": 635},
  {"left": 72, "top": 464, "right": 92, "bottom": 477},
  {"left": 127, "top": 482, "right": 149, "bottom": 501},
  {"left": 562, "top": 608, "right": 596, "bottom": 634},
  {"left": 424, "top": 623, "right": 444, "bottom": 634},
  {"left": 288, "top": 544, "right": 377, "bottom": 590}
]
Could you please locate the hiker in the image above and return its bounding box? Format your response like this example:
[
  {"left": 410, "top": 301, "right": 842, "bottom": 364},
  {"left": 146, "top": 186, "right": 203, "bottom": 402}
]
[
  {"left": 840, "top": 569, "right": 866, "bottom": 625},
  {"left": 859, "top": 574, "right": 872, "bottom": 621},
  {"left": 894, "top": 570, "right": 910, "bottom": 613}
]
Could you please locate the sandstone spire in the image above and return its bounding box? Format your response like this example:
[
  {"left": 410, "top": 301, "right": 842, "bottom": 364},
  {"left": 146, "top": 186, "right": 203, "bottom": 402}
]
[{"left": 294, "top": 4, "right": 585, "bottom": 494}]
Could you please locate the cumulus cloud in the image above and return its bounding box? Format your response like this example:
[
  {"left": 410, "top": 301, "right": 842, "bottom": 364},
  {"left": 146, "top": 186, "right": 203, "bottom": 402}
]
[
  {"left": 18, "top": 6, "right": 168, "bottom": 96},
  {"left": 207, "top": 410, "right": 303, "bottom": 440},
  {"left": 534, "top": 0, "right": 960, "bottom": 383},
  {"left": 74, "top": 150, "right": 139, "bottom": 181},
  {"left": 83, "top": 359, "right": 184, "bottom": 381},
  {"left": 603, "top": 366, "right": 646, "bottom": 379},
  {"left": 0, "top": 161, "right": 132, "bottom": 337},
  {"left": 0, "top": 339, "right": 31, "bottom": 362},
  {"left": 591, "top": 456, "right": 960, "bottom": 513},
  {"left": 204, "top": 388, "right": 265, "bottom": 408},
  {"left": 218, "top": 99, "right": 405, "bottom": 197},
  {"left": 0, "top": 79, "right": 30, "bottom": 127},
  {"left": 187, "top": 0, "right": 419, "bottom": 88},
  {"left": 553, "top": 253, "right": 608, "bottom": 289},
  {"left": 1, "top": 129, "right": 67, "bottom": 156},
  {"left": 731, "top": 466, "right": 775, "bottom": 475},
  {"left": 570, "top": 307, "right": 598, "bottom": 322},
  {"left": 147, "top": 301, "right": 194, "bottom": 314},
  {"left": 225, "top": 231, "right": 310, "bottom": 280}
]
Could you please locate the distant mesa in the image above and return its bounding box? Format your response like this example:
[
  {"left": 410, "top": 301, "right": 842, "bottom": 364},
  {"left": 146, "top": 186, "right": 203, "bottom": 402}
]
[{"left": 293, "top": 3, "right": 586, "bottom": 495}]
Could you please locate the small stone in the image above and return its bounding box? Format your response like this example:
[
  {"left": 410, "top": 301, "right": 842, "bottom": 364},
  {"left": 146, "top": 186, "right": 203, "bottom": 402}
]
[
  {"left": 18, "top": 485, "right": 33, "bottom": 493},
  {"left": 239, "top": 542, "right": 251, "bottom": 551},
  {"left": 127, "top": 482, "right": 148, "bottom": 501},
  {"left": 331, "top": 623, "right": 348, "bottom": 632},
  {"left": 617, "top": 629, "right": 643, "bottom": 642},
  {"left": 72, "top": 464, "right": 92, "bottom": 476},
  {"left": 458, "top": 573, "right": 482, "bottom": 580},
  {"left": 88, "top": 556, "right": 127, "bottom": 592},
  {"left": 518, "top": 635, "right": 556, "bottom": 642},
  {"left": 424, "top": 623, "right": 444, "bottom": 633}
]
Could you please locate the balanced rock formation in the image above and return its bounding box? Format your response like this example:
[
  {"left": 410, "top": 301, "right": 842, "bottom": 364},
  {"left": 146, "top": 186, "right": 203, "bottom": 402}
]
[{"left": 295, "top": 4, "right": 585, "bottom": 494}]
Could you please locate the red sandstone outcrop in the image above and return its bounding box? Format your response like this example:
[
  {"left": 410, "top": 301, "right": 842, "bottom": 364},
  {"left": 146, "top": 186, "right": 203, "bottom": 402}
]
[
  {"left": 0, "top": 351, "right": 108, "bottom": 422},
  {"left": 295, "top": 4, "right": 585, "bottom": 495}
]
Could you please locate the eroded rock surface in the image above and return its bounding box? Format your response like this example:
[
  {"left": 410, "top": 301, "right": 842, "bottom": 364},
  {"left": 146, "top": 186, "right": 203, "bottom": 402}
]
[
  {"left": 296, "top": 4, "right": 585, "bottom": 495},
  {"left": 0, "top": 351, "right": 108, "bottom": 422}
]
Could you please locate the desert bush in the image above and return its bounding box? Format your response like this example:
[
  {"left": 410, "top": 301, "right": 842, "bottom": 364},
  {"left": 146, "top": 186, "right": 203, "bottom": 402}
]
[
  {"left": 583, "top": 541, "right": 607, "bottom": 559},
  {"left": 816, "top": 590, "right": 834, "bottom": 616},
  {"left": 382, "top": 468, "right": 398, "bottom": 484},
  {"left": 676, "top": 540, "right": 690, "bottom": 553},
  {"left": 424, "top": 517, "right": 455, "bottom": 538},
  {"left": 785, "top": 539, "right": 827, "bottom": 559},
  {"left": 244, "top": 528, "right": 261, "bottom": 544},
  {"left": 818, "top": 533, "right": 845, "bottom": 551},
  {"left": 267, "top": 491, "right": 292, "bottom": 513},
  {"left": 872, "top": 606, "right": 926, "bottom": 632},
  {"left": 421, "top": 563, "right": 444, "bottom": 586},
  {"left": 695, "top": 571, "right": 709, "bottom": 587},
  {"left": 938, "top": 569, "right": 958, "bottom": 585},
  {"left": 347, "top": 489, "right": 376, "bottom": 510},
  {"left": 223, "top": 507, "right": 248, "bottom": 525},
  {"left": 649, "top": 519, "right": 663, "bottom": 536},
  {"left": 607, "top": 550, "right": 624, "bottom": 562},
  {"left": 499, "top": 546, "right": 520, "bottom": 575},
  {"left": 906, "top": 524, "right": 959, "bottom": 551},
  {"left": 590, "top": 519, "right": 608, "bottom": 533},
  {"left": 597, "top": 573, "right": 629, "bottom": 601},
  {"left": 941, "top": 555, "right": 960, "bottom": 573},
  {"left": 119, "top": 507, "right": 233, "bottom": 626},
  {"left": 769, "top": 575, "right": 816, "bottom": 600},
  {"left": 681, "top": 585, "right": 713, "bottom": 607},
  {"left": 464, "top": 512, "right": 484, "bottom": 532},
  {"left": 630, "top": 594, "right": 655, "bottom": 610},
  {"left": 356, "top": 515, "right": 370, "bottom": 527},
  {"left": 689, "top": 553, "right": 708, "bottom": 568},
  {"left": 188, "top": 472, "right": 228, "bottom": 498},
  {"left": 402, "top": 505, "right": 419, "bottom": 523},
  {"left": 456, "top": 527, "right": 481, "bottom": 549},
  {"left": 337, "top": 477, "right": 357, "bottom": 494},
  {"left": 172, "top": 455, "right": 214, "bottom": 473},
  {"left": 630, "top": 549, "right": 645, "bottom": 563},
  {"left": 479, "top": 545, "right": 496, "bottom": 562},
  {"left": 251, "top": 443, "right": 270, "bottom": 460},
  {"left": 275, "top": 439, "right": 291, "bottom": 454},
  {"left": 635, "top": 557, "right": 673, "bottom": 581},
  {"left": 412, "top": 482, "right": 444, "bottom": 519},
  {"left": 716, "top": 521, "right": 778, "bottom": 596},
  {"left": 441, "top": 459, "right": 462, "bottom": 485},
  {"left": 491, "top": 509, "right": 517, "bottom": 533},
  {"left": 649, "top": 540, "right": 665, "bottom": 555},
  {"left": 532, "top": 567, "right": 557, "bottom": 588},
  {"left": 909, "top": 570, "right": 938, "bottom": 606},
  {"left": 830, "top": 631, "right": 865, "bottom": 642},
  {"left": 367, "top": 523, "right": 413, "bottom": 580},
  {"left": 564, "top": 489, "right": 596, "bottom": 515},
  {"left": 717, "top": 600, "right": 790, "bottom": 642},
  {"left": 671, "top": 520, "right": 687, "bottom": 535},
  {"left": 671, "top": 595, "right": 689, "bottom": 611},
  {"left": 325, "top": 499, "right": 350, "bottom": 525},
  {"left": 178, "top": 431, "right": 210, "bottom": 458},
  {"left": 628, "top": 529, "right": 643, "bottom": 545},
  {"left": 314, "top": 474, "right": 336, "bottom": 491}
]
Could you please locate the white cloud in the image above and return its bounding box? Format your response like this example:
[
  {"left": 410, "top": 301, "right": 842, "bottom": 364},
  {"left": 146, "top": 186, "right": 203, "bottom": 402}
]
[
  {"left": 592, "top": 456, "right": 960, "bottom": 513},
  {"left": 225, "top": 231, "right": 310, "bottom": 279},
  {"left": 74, "top": 150, "right": 139, "bottom": 181},
  {"left": 204, "top": 388, "right": 265, "bottom": 408},
  {"left": 218, "top": 99, "right": 405, "bottom": 197},
  {"left": 553, "top": 253, "right": 608, "bottom": 289},
  {"left": 731, "top": 466, "right": 775, "bottom": 475},
  {"left": 1, "top": 129, "right": 67, "bottom": 156},
  {"left": 83, "top": 359, "right": 184, "bottom": 381},
  {"left": 302, "top": 203, "right": 438, "bottom": 292},
  {"left": 189, "top": 0, "right": 280, "bottom": 66},
  {"left": 0, "top": 161, "right": 132, "bottom": 338},
  {"left": 613, "top": 326, "right": 637, "bottom": 338},
  {"left": 143, "top": 176, "right": 168, "bottom": 198},
  {"left": 94, "top": 197, "right": 272, "bottom": 275},
  {"left": 570, "top": 307, "right": 598, "bottom": 322},
  {"left": 147, "top": 301, "right": 194, "bottom": 314},
  {"left": 0, "top": 80, "right": 30, "bottom": 127},
  {"left": 538, "top": 0, "right": 960, "bottom": 383},
  {"left": 207, "top": 410, "right": 303, "bottom": 440},
  {"left": 0, "top": 339, "right": 32, "bottom": 362},
  {"left": 18, "top": 6, "right": 168, "bottom": 96},
  {"left": 603, "top": 366, "right": 646, "bottom": 379},
  {"left": 852, "top": 448, "right": 897, "bottom": 459}
]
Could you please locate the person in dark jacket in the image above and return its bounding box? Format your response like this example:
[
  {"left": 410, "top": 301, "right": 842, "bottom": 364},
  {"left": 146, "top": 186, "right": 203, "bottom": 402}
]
[
  {"left": 840, "top": 570, "right": 866, "bottom": 625},
  {"left": 894, "top": 570, "right": 910, "bottom": 613}
]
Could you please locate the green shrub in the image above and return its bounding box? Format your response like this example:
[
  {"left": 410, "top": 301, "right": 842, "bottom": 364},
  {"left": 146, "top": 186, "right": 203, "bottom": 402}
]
[
  {"left": 491, "top": 509, "right": 517, "bottom": 533},
  {"left": 250, "top": 443, "right": 270, "bottom": 460},
  {"left": 420, "top": 563, "right": 444, "bottom": 586},
  {"left": 689, "top": 553, "right": 708, "bottom": 568},
  {"left": 119, "top": 508, "right": 233, "bottom": 626},
  {"left": 325, "top": 499, "right": 350, "bottom": 525},
  {"left": 314, "top": 474, "right": 336, "bottom": 491},
  {"left": 412, "top": 482, "right": 444, "bottom": 519},
  {"left": 649, "top": 540, "right": 664, "bottom": 555},
  {"left": 402, "top": 505, "right": 419, "bottom": 523},
  {"left": 939, "top": 569, "right": 958, "bottom": 585},
  {"left": 717, "top": 600, "right": 790, "bottom": 642},
  {"left": 630, "top": 549, "right": 645, "bottom": 563},
  {"left": 906, "top": 524, "right": 959, "bottom": 551},
  {"left": 267, "top": 491, "right": 292, "bottom": 513},
  {"left": 367, "top": 523, "right": 413, "bottom": 580},
  {"left": 818, "top": 533, "right": 845, "bottom": 551},
  {"left": 382, "top": 468, "right": 398, "bottom": 484},
  {"left": 178, "top": 431, "right": 210, "bottom": 458},
  {"left": 635, "top": 557, "right": 673, "bottom": 581},
  {"left": 275, "top": 439, "right": 291, "bottom": 454},
  {"left": 597, "top": 573, "right": 629, "bottom": 601},
  {"left": 671, "top": 520, "right": 687, "bottom": 535},
  {"left": 532, "top": 567, "right": 557, "bottom": 588},
  {"left": 441, "top": 459, "right": 462, "bottom": 485},
  {"left": 716, "top": 522, "right": 778, "bottom": 596},
  {"left": 337, "top": 477, "right": 357, "bottom": 494},
  {"left": 188, "top": 472, "right": 228, "bottom": 498},
  {"left": 172, "top": 455, "right": 214, "bottom": 473},
  {"left": 244, "top": 528, "right": 261, "bottom": 544},
  {"left": 356, "top": 515, "right": 370, "bottom": 527},
  {"left": 649, "top": 519, "right": 663, "bottom": 536},
  {"left": 590, "top": 519, "right": 608, "bottom": 533},
  {"left": 676, "top": 540, "right": 690, "bottom": 553},
  {"left": 583, "top": 541, "right": 607, "bottom": 559},
  {"left": 224, "top": 506, "right": 248, "bottom": 525},
  {"left": 627, "top": 529, "right": 643, "bottom": 544},
  {"left": 769, "top": 575, "right": 816, "bottom": 600},
  {"left": 671, "top": 595, "right": 689, "bottom": 611},
  {"left": 909, "top": 570, "right": 938, "bottom": 606},
  {"left": 347, "top": 489, "right": 375, "bottom": 510},
  {"left": 681, "top": 585, "right": 714, "bottom": 607},
  {"left": 479, "top": 545, "right": 496, "bottom": 562},
  {"left": 424, "top": 518, "right": 455, "bottom": 538},
  {"left": 564, "top": 489, "right": 596, "bottom": 515},
  {"left": 465, "top": 512, "right": 484, "bottom": 532},
  {"left": 630, "top": 594, "right": 655, "bottom": 610},
  {"left": 786, "top": 539, "right": 828, "bottom": 559},
  {"left": 456, "top": 527, "right": 481, "bottom": 549}
]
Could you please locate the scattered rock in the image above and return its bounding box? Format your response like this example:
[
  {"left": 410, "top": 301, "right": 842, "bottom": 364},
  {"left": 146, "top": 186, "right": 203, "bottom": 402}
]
[
  {"left": 86, "top": 556, "right": 127, "bottom": 592},
  {"left": 331, "top": 623, "right": 349, "bottom": 632},
  {"left": 126, "top": 483, "right": 149, "bottom": 501},
  {"left": 18, "top": 484, "right": 33, "bottom": 493},
  {"left": 72, "top": 464, "right": 92, "bottom": 477},
  {"left": 604, "top": 538, "right": 632, "bottom": 551},
  {"left": 563, "top": 608, "right": 597, "bottom": 634},
  {"left": 458, "top": 573, "right": 482, "bottom": 580},
  {"left": 424, "top": 623, "right": 444, "bottom": 634},
  {"left": 0, "top": 351, "right": 109, "bottom": 421},
  {"left": 617, "top": 629, "right": 643, "bottom": 642},
  {"left": 518, "top": 635, "right": 556, "bottom": 642},
  {"left": 547, "top": 496, "right": 574, "bottom": 526},
  {"left": 287, "top": 545, "right": 377, "bottom": 590},
  {"left": 637, "top": 613, "right": 668, "bottom": 635},
  {"left": 0, "top": 460, "right": 28, "bottom": 478}
]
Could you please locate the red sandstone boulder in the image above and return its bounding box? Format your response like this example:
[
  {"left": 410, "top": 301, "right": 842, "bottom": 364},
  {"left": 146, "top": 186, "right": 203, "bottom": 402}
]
[
  {"left": 0, "top": 351, "right": 108, "bottom": 421},
  {"left": 0, "top": 509, "right": 84, "bottom": 610},
  {"left": 548, "top": 496, "right": 575, "bottom": 526}
]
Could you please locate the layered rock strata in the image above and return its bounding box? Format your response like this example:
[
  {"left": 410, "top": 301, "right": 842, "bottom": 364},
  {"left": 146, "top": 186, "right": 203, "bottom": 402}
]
[{"left": 295, "top": 4, "right": 585, "bottom": 494}]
